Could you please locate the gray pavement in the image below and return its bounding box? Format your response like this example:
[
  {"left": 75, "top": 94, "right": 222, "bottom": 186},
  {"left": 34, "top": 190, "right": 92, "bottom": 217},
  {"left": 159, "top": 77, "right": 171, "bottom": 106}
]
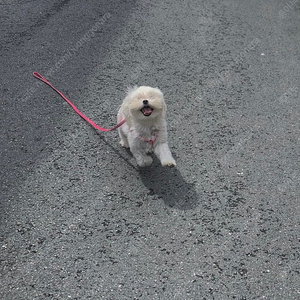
[{"left": 1, "top": 0, "right": 299, "bottom": 299}]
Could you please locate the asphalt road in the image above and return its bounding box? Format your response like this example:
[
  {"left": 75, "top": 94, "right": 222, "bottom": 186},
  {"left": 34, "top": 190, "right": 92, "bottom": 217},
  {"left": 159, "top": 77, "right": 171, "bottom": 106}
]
[{"left": 1, "top": 0, "right": 299, "bottom": 299}]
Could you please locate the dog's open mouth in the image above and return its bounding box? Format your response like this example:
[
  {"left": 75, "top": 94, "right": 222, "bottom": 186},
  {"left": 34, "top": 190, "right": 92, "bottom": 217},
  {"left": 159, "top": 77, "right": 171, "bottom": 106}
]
[{"left": 141, "top": 105, "right": 153, "bottom": 116}]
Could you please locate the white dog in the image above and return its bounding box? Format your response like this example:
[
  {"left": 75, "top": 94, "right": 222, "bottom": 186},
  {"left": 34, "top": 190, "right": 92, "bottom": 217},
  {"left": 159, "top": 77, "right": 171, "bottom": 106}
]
[{"left": 117, "top": 86, "right": 176, "bottom": 167}]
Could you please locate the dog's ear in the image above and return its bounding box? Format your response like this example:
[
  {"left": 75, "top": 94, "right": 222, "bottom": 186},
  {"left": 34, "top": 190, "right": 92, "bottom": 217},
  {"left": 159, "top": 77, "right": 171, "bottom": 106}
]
[
  {"left": 163, "top": 101, "right": 167, "bottom": 113},
  {"left": 126, "top": 85, "right": 138, "bottom": 95},
  {"left": 154, "top": 87, "right": 166, "bottom": 112},
  {"left": 155, "top": 87, "right": 164, "bottom": 100}
]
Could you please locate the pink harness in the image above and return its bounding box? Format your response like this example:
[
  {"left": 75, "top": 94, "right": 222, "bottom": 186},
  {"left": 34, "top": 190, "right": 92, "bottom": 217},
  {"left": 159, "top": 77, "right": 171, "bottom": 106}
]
[{"left": 138, "top": 134, "right": 158, "bottom": 144}]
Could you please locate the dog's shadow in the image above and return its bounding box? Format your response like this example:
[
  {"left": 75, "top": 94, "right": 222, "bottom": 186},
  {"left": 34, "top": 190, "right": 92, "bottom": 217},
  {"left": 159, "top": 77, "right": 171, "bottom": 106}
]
[
  {"left": 138, "top": 158, "right": 199, "bottom": 210},
  {"left": 95, "top": 133, "right": 198, "bottom": 209}
]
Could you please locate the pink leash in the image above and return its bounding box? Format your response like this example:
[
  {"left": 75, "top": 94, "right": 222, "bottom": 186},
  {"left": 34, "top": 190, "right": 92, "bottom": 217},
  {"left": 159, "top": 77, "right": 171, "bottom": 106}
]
[{"left": 33, "top": 72, "right": 126, "bottom": 132}]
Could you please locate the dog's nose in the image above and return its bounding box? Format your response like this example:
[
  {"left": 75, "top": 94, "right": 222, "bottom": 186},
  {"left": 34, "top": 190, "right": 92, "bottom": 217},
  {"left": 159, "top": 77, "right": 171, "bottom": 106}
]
[{"left": 143, "top": 100, "right": 149, "bottom": 105}]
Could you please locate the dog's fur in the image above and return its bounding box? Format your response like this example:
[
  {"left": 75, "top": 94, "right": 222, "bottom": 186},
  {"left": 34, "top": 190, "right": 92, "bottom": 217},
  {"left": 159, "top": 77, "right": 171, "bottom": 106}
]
[{"left": 117, "top": 86, "right": 176, "bottom": 167}]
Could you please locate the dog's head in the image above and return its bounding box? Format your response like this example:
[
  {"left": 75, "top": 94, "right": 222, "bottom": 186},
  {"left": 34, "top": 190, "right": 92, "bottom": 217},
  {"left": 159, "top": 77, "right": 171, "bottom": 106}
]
[{"left": 125, "top": 86, "right": 166, "bottom": 121}]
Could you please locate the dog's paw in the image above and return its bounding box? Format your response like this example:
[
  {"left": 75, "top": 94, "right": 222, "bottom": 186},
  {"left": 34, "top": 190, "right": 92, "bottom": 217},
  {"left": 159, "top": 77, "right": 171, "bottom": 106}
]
[
  {"left": 161, "top": 158, "right": 176, "bottom": 168},
  {"left": 120, "top": 140, "right": 129, "bottom": 148},
  {"left": 137, "top": 156, "right": 153, "bottom": 167},
  {"left": 146, "top": 149, "right": 154, "bottom": 154}
]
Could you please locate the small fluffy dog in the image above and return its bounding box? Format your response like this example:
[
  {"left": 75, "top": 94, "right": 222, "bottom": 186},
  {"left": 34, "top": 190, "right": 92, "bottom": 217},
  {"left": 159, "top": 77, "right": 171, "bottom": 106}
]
[{"left": 117, "top": 86, "right": 176, "bottom": 167}]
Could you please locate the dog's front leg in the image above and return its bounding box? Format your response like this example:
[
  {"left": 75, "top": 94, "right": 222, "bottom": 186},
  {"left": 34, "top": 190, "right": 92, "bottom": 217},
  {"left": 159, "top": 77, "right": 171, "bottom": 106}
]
[
  {"left": 154, "top": 142, "right": 176, "bottom": 167},
  {"left": 129, "top": 140, "right": 153, "bottom": 167},
  {"left": 131, "top": 148, "right": 153, "bottom": 167}
]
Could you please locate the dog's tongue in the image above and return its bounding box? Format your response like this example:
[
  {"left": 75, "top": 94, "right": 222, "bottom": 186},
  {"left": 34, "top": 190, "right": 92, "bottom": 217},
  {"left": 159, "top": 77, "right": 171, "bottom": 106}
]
[{"left": 144, "top": 107, "right": 152, "bottom": 114}]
